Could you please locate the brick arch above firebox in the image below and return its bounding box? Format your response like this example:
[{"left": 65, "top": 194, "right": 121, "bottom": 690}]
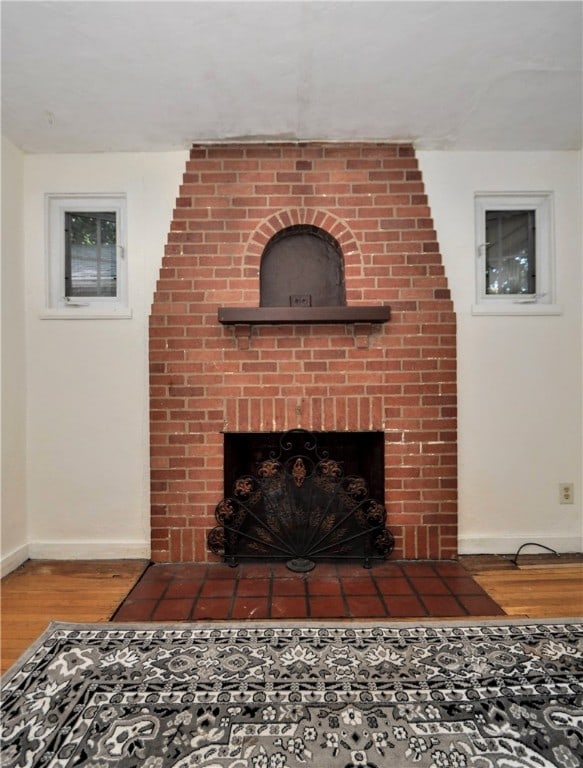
[{"left": 245, "top": 208, "right": 361, "bottom": 275}]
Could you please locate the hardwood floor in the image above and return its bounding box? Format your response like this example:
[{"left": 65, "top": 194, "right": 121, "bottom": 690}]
[
  {"left": 1, "top": 560, "right": 148, "bottom": 674},
  {"left": 2, "top": 555, "right": 582, "bottom": 675},
  {"left": 461, "top": 554, "right": 583, "bottom": 618}
]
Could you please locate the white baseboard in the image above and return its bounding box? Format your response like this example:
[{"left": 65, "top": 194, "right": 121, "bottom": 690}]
[
  {"left": 7, "top": 536, "right": 581, "bottom": 567},
  {"left": 27, "top": 540, "right": 151, "bottom": 561},
  {"left": 0, "top": 543, "right": 30, "bottom": 578},
  {"left": 458, "top": 534, "right": 583, "bottom": 556}
]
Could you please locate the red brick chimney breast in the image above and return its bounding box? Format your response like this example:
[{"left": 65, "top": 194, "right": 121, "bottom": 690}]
[{"left": 149, "top": 143, "right": 457, "bottom": 562}]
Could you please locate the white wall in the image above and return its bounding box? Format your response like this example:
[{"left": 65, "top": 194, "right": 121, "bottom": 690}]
[
  {"left": 419, "top": 151, "right": 582, "bottom": 554},
  {"left": 20, "top": 151, "right": 187, "bottom": 564},
  {"left": 1, "top": 137, "right": 28, "bottom": 574},
  {"left": 2, "top": 147, "right": 581, "bottom": 574}
]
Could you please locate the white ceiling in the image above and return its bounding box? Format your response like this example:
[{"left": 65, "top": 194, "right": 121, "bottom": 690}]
[{"left": 2, "top": 1, "right": 582, "bottom": 154}]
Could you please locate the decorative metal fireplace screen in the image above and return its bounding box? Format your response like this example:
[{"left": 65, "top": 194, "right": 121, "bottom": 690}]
[{"left": 208, "top": 429, "right": 394, "bottom": 571}]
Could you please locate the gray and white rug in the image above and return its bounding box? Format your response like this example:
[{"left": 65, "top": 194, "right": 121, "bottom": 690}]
[{"left": 1, "top": 619, "right": 582, "bottom": 767}]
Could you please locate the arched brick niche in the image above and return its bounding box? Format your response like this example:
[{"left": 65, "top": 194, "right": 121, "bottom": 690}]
[
  {"left": 149, "top": 142, "right": 457, "bottom": 563},
  {"left": 247, "top": 207, "right": 361, "bottom": 265},
  {"left": 260, "top": 224, "right": 346, "bottom": 308}
]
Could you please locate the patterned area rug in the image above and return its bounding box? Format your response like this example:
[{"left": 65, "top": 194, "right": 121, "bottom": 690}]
[{"left": 1, "top": 620, "right": 582, "bottom": 767}]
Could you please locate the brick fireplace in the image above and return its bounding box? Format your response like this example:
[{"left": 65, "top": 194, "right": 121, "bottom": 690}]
[{"left": 149, "top": 142, "right": 457, "bottom": 563}]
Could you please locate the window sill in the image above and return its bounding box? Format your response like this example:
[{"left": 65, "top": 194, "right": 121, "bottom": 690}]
[
  {"left": 40, "top": 307, "right": 133, "bottom": 320},
  {"left": 471, "top": 303, "right": 562, "bottom": 316}
]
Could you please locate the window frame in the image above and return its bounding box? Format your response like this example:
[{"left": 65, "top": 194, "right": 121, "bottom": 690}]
[
  {"left": 473, "top": 192, "right": 560, "bottom": 316},
  {"left": 44, "top": 193, "right": 130, "bottom": 318}
]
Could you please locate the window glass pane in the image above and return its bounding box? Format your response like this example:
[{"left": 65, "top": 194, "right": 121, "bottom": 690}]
[
  {"left": 485, "top": 210, "right": 535, "bottom": 295},
  {"left": 65, "top": 212, "right": 117, "bottom": 297}
]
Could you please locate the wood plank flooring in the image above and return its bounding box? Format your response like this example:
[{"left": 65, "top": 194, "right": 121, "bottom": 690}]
[
  {"left": 460, "top": 553, "right": 583, "bottom": 616},
  {"left": 1, "top": 560, "right": 148, "bottom": 674},
  {"left": 470, "top": 564, "right": 583, "bottom": 617},
  {"left": 2, "top": 555, "right": 582, "bottom": 675}
]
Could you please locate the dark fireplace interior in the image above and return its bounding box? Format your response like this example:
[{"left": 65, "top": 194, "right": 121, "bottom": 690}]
[
  {"left": 224, "top": 431, "right": 385, "bottom": 497},
  {"left": 208, "top": 430, "right": 394, "bottom": 571}
]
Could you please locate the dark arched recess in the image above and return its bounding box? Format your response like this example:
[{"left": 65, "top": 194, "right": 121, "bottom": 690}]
[{"left": 260, "top": 225, "right": 346, "bottom": 307}]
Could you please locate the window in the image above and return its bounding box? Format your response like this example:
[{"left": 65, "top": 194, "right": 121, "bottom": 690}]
[
  {"left": 45, "top": 194, "right": 129, "bottom": 316},
  {"left": 473, "top": 192, "right": 560, "bottom": 315},
  {"left": 485, "top": 209, "right": 535, "bottom": 296}
]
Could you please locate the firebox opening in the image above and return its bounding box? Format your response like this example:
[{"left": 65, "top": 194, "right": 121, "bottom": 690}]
[
  {"left": 207, "top": 430, "right": 394, "bottom": 570},
  {"left": 260, "top": 225, "right": 346, "bottom": 307},
  {"left": 224, "top": 431, "right": 384, "bottom": 500}
]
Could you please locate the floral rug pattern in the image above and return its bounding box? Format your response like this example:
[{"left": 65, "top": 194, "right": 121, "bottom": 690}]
[{"left": 1, "top": 620, "right": 582, "bottom": 767}]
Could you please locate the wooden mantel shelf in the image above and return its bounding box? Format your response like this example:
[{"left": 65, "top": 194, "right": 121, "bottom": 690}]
[{"left": 218, "top": 305, "right": 391, "bottom": 325}]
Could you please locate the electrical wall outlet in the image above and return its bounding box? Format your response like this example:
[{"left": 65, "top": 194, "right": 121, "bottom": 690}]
[{"left": 559, "top": 483, "right": 574, "bottom": 505}]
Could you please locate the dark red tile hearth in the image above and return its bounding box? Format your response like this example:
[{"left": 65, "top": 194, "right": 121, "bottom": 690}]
[
  {"left": 271, "top": 579, "right": 307, "bottom": 597},
  {"left": 199, "top": 580, "right": 236, "bottom": 599},
  {"left": 162, "top": 564, "right": 209, "bottom": 579},
  {"left": 127, "top": 580, "right": 168, "bottom": 599},
  {"left": 307, "top": 579, "right": 343, "bottom": 596},
  {"left": 410, "top": 577, "right": 452, "bottom": 595},
  {"left": 432, "top": 562, "right": 470, "bottom": 577},
  {"left": 111, "top": 560, "right": 506, "bottom": 622},
  {"left": 205, "top": 565, "right": 239, "bottom": 580},
  {"left": 231, "top": 597, "right": 270, "bottom": 620},
  {"left": 457, "top": 594, "right": 507, "bottom": 615},
  {"left": 165, "top": 580, "right": 202, "bottom": 599},
  {"left": 368, "top": 562, "right": 405, "bottom": 577},
  {"left": 342, "top": 577, "right": 376, "bottom": 595},
  {"left": 236, "top": 579, "right": 272, "bottom": 597},
  {"left": 442, "top": 577, "right": 487, "bottom": 594},
  {"left": 308, "top": 563, "right": 340, "bottom": 578},
  {"left": 271, "top": 597, "right": 308, "bottom": 619},
  {"left": 419, "top": 595, "right": 467, "bottom": 616},
  {"left": 386, "top": 595, "right": 427, "bottom": 617},
  {"left": 308, "top": 596, "right": 347, "bottom": 618},
  {"left": 236, "top": 563, "right": 273, "bottom": 579},
  {"left": 375, "top": 577, "right": 415, "bottom": 595},
  {"left": 114, "top": 598, "right": 158, "bottom": 622},
  {"left": 192, "top": 598, "right": 232, "bottom": 620},
  {"left": 345, "top": 594, "right": 386, "bottom": 618},
  {"left": 153, "top": 598, "right": 193, "bottom": 621},
  {"left": 401, "top": 563, "right": 438, "bottom": 578}
]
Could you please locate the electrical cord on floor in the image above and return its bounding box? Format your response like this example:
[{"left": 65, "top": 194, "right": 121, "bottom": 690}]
[{"left": 512, "top": 542, "right": 559, "bottom": 566}]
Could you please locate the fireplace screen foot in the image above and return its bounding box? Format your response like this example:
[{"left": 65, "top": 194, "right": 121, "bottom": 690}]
[{"left": 286, "top": 557, "right": 316, "bottom": 573}]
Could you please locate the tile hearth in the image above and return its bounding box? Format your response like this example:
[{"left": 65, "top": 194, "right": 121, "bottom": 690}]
[{"left": 112, "top": 560, "right": 504, "bottom": 622}]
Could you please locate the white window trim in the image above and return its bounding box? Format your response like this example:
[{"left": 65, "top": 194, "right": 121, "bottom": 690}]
[
  {"left": 472, "top": 191, "right": 561, "bottom": 316},
  {"left": 42, "top": 193, "right": 131, "bottom": 319}
]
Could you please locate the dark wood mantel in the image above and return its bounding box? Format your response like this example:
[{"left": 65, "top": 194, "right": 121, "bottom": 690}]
[{"left": 218, "top": 305, "right": 391, "bottom": 325}]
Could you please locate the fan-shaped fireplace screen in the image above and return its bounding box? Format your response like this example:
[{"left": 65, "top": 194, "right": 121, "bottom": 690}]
[{"left": 208, "top": 429, "right": 394, "bottom": 571}]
